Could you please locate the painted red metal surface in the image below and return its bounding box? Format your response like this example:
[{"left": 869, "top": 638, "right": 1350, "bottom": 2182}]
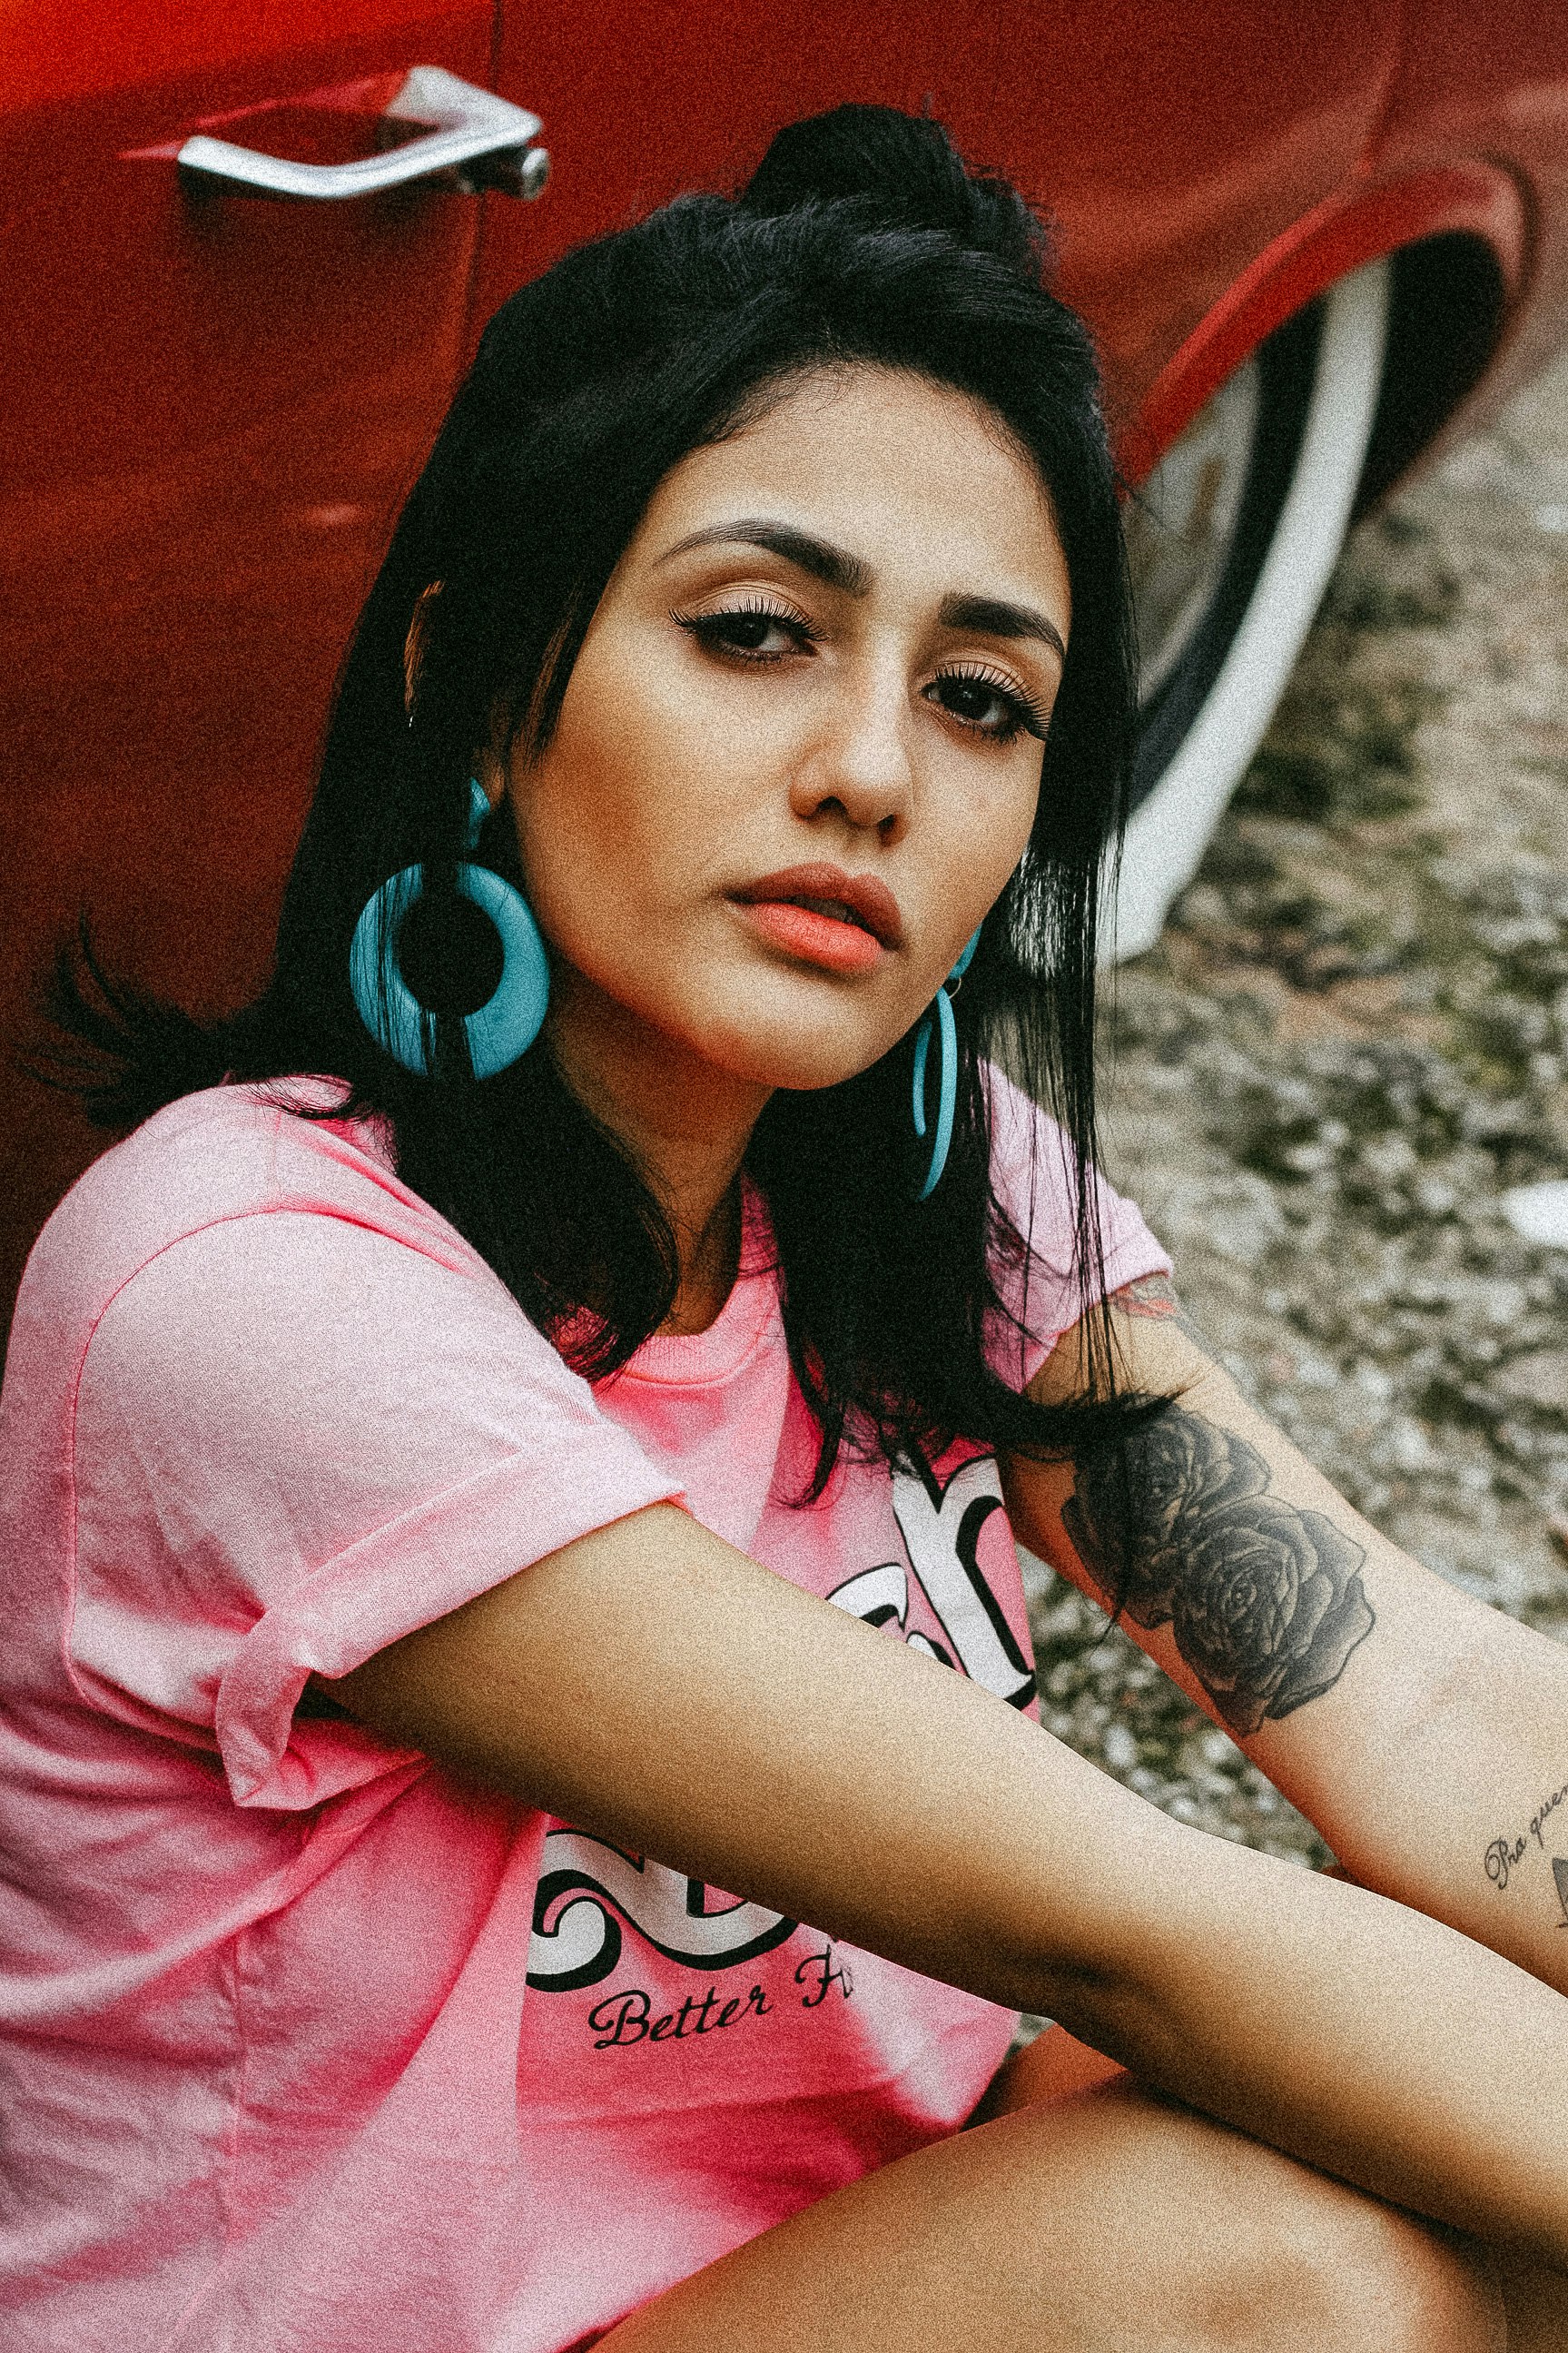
[
  {"left": 2, "top": 0, "right": 1567, "bottom": 1340},
  {"left": 0, "top": 2, "right": 492, "bottom": 1328},
  {"left": 478, "top": 0, "right": 1398, "bottom": 445},
  {"left": 1372, "top": 0, "right": 1568, "bottom": 452},
  {"left": 1125, "top": 164, "right": 1530, "bottom": 483}
]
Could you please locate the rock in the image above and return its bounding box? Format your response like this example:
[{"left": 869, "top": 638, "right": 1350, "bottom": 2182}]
[
  {"left": 1494, "top": 1351, "right": 1568, "bottom": 1412},
  {"left": 1501, "top": 1180, "right": 1568, "bottom": 1250}
]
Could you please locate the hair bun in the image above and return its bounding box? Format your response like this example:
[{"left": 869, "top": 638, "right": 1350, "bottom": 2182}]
[{"left": 737, "top": 104, "right": 1046, "bottom": 280}]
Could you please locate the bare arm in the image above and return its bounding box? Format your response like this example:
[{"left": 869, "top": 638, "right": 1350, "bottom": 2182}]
[
  {"left": 324, "top": 1498, "right": 1568, "bottom": 2270},
  {"left": 1002, "top": 1273, "right": 1568, "bottom": 1999}
]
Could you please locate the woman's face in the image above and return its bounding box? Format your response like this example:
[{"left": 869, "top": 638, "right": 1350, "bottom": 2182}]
[{"left": 498, "top": 365, "right": 1071, "bottom": 1103}]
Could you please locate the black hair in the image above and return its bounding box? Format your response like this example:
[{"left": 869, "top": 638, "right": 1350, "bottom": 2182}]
[{"left": 44, "top": 104, "right": 1155, "bottom": 1496}]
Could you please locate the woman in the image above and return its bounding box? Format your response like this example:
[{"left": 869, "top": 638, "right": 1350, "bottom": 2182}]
[{"left": 2, "top": 104, "right": 1565, "bottom": 2352}]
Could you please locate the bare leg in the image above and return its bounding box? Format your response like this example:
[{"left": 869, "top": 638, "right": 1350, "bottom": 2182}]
[
  {"left": 599, "top": 2033, "right": 1504, "bottom": 2353},
  {"left": 989, "top": 2027, "right": 1565, "bottom": 2353},
  {"left": 967, "top": 2016, "right": 1128, "bottom": 2121},
  {"left": 987, "top": 2032, "right": 1561, "bottom": 2343},
  {"left": 1493, "top": 2249, "right": 1568, "bottom": 2353}
]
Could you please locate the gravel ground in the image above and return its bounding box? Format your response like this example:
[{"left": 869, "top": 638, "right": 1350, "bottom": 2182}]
[{"left": 1023, "top": 351, "right": 1568, "bottom": 1880}]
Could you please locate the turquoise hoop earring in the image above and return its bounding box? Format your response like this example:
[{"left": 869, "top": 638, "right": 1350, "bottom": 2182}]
[
  {"left": 348, "top": 779, "right": 549, "bottom": 1080},
  {"left": 911, "top": 927, "right": 981, "bottom": 1201}
]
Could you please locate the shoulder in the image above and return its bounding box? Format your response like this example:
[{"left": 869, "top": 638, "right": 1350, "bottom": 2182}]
[
  {"left": 981, "top": 1062, "right": 1168, "bottom": 1283},
  {"left": 11, "top": 1081, "right": 484, "bottom": 1376},
  {"left": 980, "top": 1063, "right": 1172, "bottom": 1390},
  {"left": 55, "top": 1082, "right": 626, "bottom": 1507}
]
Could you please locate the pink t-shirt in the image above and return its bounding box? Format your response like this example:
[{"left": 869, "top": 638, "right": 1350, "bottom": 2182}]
[{"left": 0, "top": 1073, "right": 1167, "bottom": 2353}]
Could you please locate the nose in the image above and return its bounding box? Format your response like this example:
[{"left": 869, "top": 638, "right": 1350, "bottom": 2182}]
[{"left": 787, "top": 658, "right": 912, "bottom": 844}]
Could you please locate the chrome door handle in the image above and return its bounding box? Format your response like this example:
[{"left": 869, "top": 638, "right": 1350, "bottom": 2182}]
[{"left": 177, "top": 67, "right": 547, "bottom": 202}]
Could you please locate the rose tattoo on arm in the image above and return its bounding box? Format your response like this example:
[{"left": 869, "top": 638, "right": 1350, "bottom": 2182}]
[{"left": 1061, "top": 1410, "right": 1376, "bottom": 1738}]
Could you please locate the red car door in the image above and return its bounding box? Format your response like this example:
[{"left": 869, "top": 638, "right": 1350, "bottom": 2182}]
[
  {"left": 478, "top": 0, "right": 1397, "bottom": 430},
  {"left": 0, "top": 1, "right": 543, "bottom": 1330}
]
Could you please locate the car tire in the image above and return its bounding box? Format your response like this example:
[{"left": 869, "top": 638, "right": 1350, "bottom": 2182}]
[{"left": 1108, "top": 257, "right": 1392, "bottom": 960}]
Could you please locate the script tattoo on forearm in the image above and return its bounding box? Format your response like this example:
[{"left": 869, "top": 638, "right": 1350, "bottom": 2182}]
[
  {"left": 1484, "top": 1779, "right": 1568, "bottom": 1925},
  {"left": 1062, "top": 1406, "right": 1376, "bottom": 1738}
]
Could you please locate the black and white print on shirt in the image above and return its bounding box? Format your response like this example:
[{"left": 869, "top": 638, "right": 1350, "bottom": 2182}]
[
  {"left": 832, "top": 1450, "right": 1036, "bottom": 1712},
  {"left": 526, "top": 1452, "right": 1031, "bottom": 1997}
]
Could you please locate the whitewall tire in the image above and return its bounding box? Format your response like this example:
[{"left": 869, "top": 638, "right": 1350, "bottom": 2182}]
[{"left": 1107, "top": 258, "right": 1392, "bottom": 961}]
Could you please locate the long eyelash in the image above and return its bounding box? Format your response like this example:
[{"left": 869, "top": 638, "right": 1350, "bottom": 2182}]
[
  {"left": 670, "top": 597, "right": 822, "bottom": 648},
  {"left": 936, "top": 662, "right": 1052, "bottom": 742},
  {"left": 670, "top": 608, "right": 1050, "bottom": 740}
]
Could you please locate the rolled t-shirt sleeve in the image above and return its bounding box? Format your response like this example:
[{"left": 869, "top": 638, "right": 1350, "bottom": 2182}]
[
  {"left": 982, "top": 1066, "right": 1172, "bottom": 1393},
  {"left": 71, "top": 1208, "right": 683, "bottom": 1808}
]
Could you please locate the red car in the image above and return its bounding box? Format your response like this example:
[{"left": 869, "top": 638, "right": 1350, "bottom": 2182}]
[{"left": 3, "top": 2, "right": 1565, "bottom": 1337}]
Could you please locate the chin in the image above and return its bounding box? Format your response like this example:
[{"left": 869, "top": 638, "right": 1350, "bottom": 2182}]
[{"left": 698, "top": 1013, "right": 898, "bottom": 1095}]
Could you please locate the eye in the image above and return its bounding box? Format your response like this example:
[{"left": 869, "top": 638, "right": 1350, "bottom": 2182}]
[
  {"left": 927, "top": 663, "right": 1051, "bottom": 745},
  {"left": 671, "top": 597, "right": 821, "bottom": 663}
]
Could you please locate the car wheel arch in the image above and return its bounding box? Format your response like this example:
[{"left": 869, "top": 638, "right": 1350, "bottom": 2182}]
[{"left": 1105, "top": 164, "right": 1525, "bottom": 961}]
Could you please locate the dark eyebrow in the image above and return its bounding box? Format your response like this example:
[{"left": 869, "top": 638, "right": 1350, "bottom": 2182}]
[
  {"left": 655, "top": 519, "right": 871, "bottom": 597},
  {"left": 936, "top": 593, "right": 1066, "bottom": 667},
  {"left": 656, "top": 519, "right": 1067, "bottom": 665}
]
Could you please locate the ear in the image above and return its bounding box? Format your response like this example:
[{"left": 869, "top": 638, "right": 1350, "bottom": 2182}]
[
  {"left": 471, "top": 695, "right": 521, "bottom": 812},
  {"left": 402, "top": 579, "right": 445, "bottom": 717},
  {"left": 471, "top": 745, "right": 507, "bottom": 814}
]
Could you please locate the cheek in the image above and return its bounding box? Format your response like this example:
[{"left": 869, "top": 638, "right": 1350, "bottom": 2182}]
[
  {"left": 517, "top": 624, "right": 787, "bottom": 936},
  {"left": 514, "top": 677, "right": 672, "bottom": 921},
  {"left": 992, "top": 779, "right": 1040, "bottom": 875},
  {"left": 942, "top": 761, "right": 1041, "bottom": 916}
]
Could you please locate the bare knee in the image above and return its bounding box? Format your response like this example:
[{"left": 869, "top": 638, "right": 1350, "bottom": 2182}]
[
  {"left": 1178, "top": 2158, "right": 1505, "bottom": 2353},
  {"left": 979, "top": 2080, "right": 1504, "bottom": 2353}
]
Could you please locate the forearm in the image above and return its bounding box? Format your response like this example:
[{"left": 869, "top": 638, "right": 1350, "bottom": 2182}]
[
  {"left": 1096, "top": 1826, "right": 1568, "bottom": 2274},
  {"left": 1137, "top": 1370, "right": 1568, "bottom": 2000},
  {"left": 1049, "top": 1429, "right": 1568, "bottom": 2000},
  {"left": 330, "top": 1503, "right": 1568, "bottom": 2269},
  {"left": 1246, "top": 1539, "right": 1568, "bottom": 1999},
  {"left": 1011, "top": 1300, "right": 1568, "bottom": 1998}
]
